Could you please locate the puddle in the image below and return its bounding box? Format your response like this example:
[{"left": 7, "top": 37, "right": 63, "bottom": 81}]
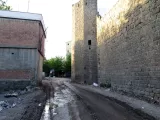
[
  {"left": 40, "top": 99, "right": 50, "bottom": 120},
  {"left": 40, "top": 86, "right": 74, "bottom": 120}
]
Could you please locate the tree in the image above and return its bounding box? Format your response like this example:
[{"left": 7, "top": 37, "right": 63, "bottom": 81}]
[
  {"left": 51, "top": 57, "right": 64, "bottom": 76},
  {"left": 0, "top": 0, "right": 12, "bottom": 10},
  {"left": 64, "top": 53, "right": 71, "bottom": 77},
  {"left": 43, "top": 56, "right": 65, "bottom": 77},
  {"left": 43, "top": 55, "right": 71, "bottom": 77},
  {"left": 43, "top": 60, "right": 51, "bottom": 77},
  {"left": 64, "top": 53, "right": 71, "bottom": 72}
]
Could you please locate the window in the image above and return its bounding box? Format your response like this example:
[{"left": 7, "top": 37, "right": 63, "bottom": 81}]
[{"left": 88, "top": 40, "right": 91, "bottom": 45}]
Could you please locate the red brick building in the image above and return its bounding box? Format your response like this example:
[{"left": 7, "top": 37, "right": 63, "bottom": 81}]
[{"left": 0, "top": 10, "right": 46, "bottom": 90}]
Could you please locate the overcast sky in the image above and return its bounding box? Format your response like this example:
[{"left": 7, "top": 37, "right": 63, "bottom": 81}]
[{"left": 7, "top": 0, "right": 118, "bottom": 59}]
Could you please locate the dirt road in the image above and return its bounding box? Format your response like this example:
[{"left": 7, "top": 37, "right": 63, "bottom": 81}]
[
  {"left": 40, "top": 78, "right": 155, "bottom": 120},
  {"left": 0, "top": 89, "right": 45, "bottom": 120},
  {"left": 40, "top": 78, "right": 93, "bottom": 120},
  {"left": 70, "top": 85, "right": 155, "bottom": 120}
]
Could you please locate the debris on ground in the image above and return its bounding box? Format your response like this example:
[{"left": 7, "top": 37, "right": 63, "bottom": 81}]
[
  {"left": 26, "top": 86, "right": 32, "bottom": 92},
  {"left": 0, "top": 100, "right": 18, "bottom": 111},
  {"left": 0, "top": 106, "right": 2, "bottom": 111},
  {"left": 38, "top": 103, "right": 42, "bottom": 107},
  {"left": 4, "top": 86, "right": 38, "bottom": 97},
  {"left": 105, "top": 89, "right": 110, "bottom": 91},
  {"left": 0, "top": 101, "right": 5, "bottom": 105},
  {"left": 12, "top": 103, "right": 16, "bottom": 107},
  {"left": 0, "top": 101, "right": 9, "bottom": 108},
  {"left": 93, "top": 83, "right": 98, "bottom": 87},
  {"left": 0, "top": 86, "right": 39, "bottom": 113},
  {"left": 4, "top": 93, "right": 18, "bottom": 98},
  {"left": 18, "top": 90, "right": 27, "bottom": 95},
  {"left": 0, "top": 89, "right": 45, "bottom": 120}
]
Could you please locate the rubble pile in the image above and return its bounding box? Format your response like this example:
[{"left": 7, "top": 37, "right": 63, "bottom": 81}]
[
  {"left": 0, "top": 100, "right": 20, "bottom": 112},
  {"left": 0, "top": 86, "right": 39, "bottom": 112}
]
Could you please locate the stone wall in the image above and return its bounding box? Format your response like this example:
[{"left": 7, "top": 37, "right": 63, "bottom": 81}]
[
  {"left": 97, "top": 0, "right": 160, "bottom": 103},
  {"left": 72, "top": 1, "right": 84, "bottom": 83},
  {"left": 71, "top": 4, "right": 76, "bottom": 81},
  {"left": 83, "top": 0, "right": 98, "bottom": 84},
  {"left": 72, "top": 0, "right": 98, "bottom": 84},
  {"left": 72, "top": 0, "right": 84, "bottom": 83}
]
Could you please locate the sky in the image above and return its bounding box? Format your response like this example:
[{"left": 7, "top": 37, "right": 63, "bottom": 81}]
[{"left": 7, "top": 0, "right": 118, "bottom": 59}]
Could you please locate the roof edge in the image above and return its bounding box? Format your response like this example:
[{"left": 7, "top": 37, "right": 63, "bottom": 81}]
[{"left": 0, "top": 10, "right": 46, "bottom": 37}]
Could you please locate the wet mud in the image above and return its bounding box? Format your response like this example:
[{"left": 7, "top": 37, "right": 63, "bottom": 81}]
[{"left": 40, "top": 84, "right": 93, "bottom": 120}]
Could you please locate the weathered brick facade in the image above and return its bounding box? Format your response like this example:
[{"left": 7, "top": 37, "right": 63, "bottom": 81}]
[
  {"left": 0, "top": 17, "right": 45, "bottom": 55},
  {"left": 0, "top": 11, "right": 46, "bottom": 90},
  {"left": 0, "top": 48, "right": 37, "bottom": 80},
  {"left": 72, "top": 0, "right": 160, "bottom": 103}
]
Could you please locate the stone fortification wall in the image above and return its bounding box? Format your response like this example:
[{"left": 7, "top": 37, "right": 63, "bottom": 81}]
[{"left": 97, "top": 0, "right": 160, "bottom": 103}]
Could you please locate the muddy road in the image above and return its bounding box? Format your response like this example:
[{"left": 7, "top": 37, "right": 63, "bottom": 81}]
[
  {"left": 0, "top": 88, "right": 46, "bottom": 120},
  {"left": 69, "top": 85, "right": 155, "bottom": 120},
  {"left": 39, "top": 78, "right": 155, "bottom": 120},
  {"left": 40, "top": 78, "right": 93, "bottom": 120}
]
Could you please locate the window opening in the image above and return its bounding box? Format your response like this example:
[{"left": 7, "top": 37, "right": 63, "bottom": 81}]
[{"left": 88, "top": 40, "right": 91, "bottom": 45}]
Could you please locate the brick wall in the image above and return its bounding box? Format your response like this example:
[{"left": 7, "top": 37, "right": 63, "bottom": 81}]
[
  {"left": 97, "top": 0, "right": 160, "bottom": 103},
  {"left": 0, "top": 48, "right": 37, "bottom": 80},
  {"left": 0, "top": 18, "right": 39, "bottom": 47},
  {"left": 38, "top": 24, "right": 45, "bottom": 56},
  {"left": 0, "top": 70, "right": 32, "bottom": 79},
  {"left": 0, "top": 18, "right": 45, "bottom": 56}
]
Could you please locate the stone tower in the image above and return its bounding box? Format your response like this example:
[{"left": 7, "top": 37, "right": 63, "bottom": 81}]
[{"left": 72, "top": 0, "right": 98, "bottom": 84}]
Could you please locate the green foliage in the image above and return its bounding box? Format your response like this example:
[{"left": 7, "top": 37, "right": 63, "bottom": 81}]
[
  {"left": 0, "top": 0, "right": 12, "bottom": 10},
  {"left": 64, "top": 53, "right": 71, "bottom": 72},
  {"left": 43, "top": 55, "right": 71, "bottom": 77},
  {"left": 50, "top": 57, "right": 64, "bottom": 73},
  {"left": 43, "top": 60, "right": 51, "bottom": 76}
]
